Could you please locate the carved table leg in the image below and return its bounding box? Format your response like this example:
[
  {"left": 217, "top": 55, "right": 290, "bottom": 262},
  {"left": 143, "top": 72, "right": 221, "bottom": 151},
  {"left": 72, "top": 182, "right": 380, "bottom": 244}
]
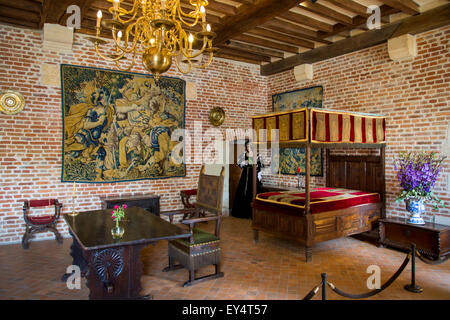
[
  {"left": 86, "top": 243, "right": 150, "bottom": 300},
  {"left": 62, "top": 233, "right": 88, "bottom": 282}
]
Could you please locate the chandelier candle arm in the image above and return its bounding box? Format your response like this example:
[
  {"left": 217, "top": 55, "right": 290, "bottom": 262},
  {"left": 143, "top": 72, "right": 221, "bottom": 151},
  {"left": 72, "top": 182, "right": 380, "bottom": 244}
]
[
  {"left": 115, "top": 48, "right": 138, "bottom": 71},
  {"left": 174, "top": 53, "right": 192, "bottom": 74},
  {"left": 175, "top": 2, "right": 203, "bottom": 28}
]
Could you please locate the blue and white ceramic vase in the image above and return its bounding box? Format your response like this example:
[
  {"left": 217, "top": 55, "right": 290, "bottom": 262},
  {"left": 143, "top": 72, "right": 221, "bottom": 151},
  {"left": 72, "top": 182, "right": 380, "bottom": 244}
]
[{"left": 405, "top": 198, "right": 426, "bottom": 225}]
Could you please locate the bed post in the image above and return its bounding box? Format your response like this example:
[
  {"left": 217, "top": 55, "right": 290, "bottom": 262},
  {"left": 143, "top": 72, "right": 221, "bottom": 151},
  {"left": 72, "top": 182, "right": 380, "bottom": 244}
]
[
  {"left": 252, "top": 156, "right": 257, "bottom": 200},
  {"left": 381, "top": 146, "right": 386, "bottom": 219},
  {"left": 305, "top": 142, "right": 313, "bottom": 262},
  {"left": 252, "top": 140, "right": 258, "bottom": 243},
  {"left": 325, "top": 148, "right": 330, "bottom": 187}
]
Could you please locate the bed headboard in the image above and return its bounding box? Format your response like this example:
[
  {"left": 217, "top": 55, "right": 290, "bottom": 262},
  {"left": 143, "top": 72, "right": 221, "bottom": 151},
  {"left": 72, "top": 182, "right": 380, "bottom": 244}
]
[{"left": 326, "top": 153, "right": 385, "bottom": 198}]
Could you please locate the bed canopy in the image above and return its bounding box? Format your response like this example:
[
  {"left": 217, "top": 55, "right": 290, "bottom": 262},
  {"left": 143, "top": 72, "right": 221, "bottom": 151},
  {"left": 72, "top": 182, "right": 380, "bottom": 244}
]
[{"left": 252, "top": 107, "right": 386, "bottom": 147}]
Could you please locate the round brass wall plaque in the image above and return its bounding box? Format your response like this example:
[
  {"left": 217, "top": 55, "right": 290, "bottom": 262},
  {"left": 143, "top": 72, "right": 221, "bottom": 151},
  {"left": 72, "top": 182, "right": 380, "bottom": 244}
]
[
  {"left": 0, "top": 90, "right": 26, "bottom": 115},
  {"left": 209, "top": 107, "right": 225, "bottom": 127}
]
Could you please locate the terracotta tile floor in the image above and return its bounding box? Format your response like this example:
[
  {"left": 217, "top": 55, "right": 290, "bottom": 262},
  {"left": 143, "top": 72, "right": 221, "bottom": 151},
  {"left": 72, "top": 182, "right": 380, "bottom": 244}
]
[{"left": 0, "top": 216, "right": 449, "bottom": 300}]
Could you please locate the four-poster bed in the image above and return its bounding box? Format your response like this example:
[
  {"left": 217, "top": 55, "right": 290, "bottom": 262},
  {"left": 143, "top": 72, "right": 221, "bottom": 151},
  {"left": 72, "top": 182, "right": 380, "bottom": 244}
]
[{"left": 251, "top": 107, "right": 387, "bottom": 262}]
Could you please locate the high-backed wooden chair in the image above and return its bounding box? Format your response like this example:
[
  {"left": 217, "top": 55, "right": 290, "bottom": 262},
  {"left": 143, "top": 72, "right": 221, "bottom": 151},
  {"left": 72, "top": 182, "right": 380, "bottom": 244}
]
[
  {"left": 22, "top": 199, "right": 63, "bottom": 249},
  {"left": 161, "top": 166, "right": 225, "bottom": 287}
]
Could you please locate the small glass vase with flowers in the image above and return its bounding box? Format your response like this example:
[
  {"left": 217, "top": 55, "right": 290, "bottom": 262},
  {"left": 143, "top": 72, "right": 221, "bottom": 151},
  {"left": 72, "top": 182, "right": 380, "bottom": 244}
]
[{"left": 111, "top": 204, "right": 127, "bottom": 239}]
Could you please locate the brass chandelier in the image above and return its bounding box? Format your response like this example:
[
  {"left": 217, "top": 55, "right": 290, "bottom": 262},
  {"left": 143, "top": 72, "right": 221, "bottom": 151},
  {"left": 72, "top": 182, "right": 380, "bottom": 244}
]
[{"left": 89, "top": 0, "right": 218, "bottom": 79}]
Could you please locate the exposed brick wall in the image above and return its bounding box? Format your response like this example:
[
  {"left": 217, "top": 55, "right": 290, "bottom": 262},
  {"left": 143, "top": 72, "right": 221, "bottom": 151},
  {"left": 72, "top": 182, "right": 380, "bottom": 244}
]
[
  {"left": 267, "top": 25, "right": 450, "bottom": 223},
  {"left": 0, "top": 24, "right": 269, "bottom": 243},
  {"left": 0, "top": 23, "right": 449, "bottom": 244}
]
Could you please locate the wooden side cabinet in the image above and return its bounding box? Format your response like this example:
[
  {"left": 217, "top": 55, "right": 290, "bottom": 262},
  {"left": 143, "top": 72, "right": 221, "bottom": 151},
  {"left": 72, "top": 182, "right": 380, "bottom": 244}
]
[
  {"left": 379, "top": 218, "right": 450, "bottom": 260},
  {"left": 99, "top": 194, "right": 160, "bottom": 216}
]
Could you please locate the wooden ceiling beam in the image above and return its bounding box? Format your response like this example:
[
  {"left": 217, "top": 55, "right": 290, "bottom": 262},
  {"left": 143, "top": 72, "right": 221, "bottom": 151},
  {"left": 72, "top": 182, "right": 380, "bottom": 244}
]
[
  {"left": 262, "top": 22, "right": 401, "bottom": 75},
  {"left": 41, "top": 0, "right": 77, "bottom": 24},
  {"left": 0, "top": 5, "right": 40, "bottom": 23},
  {"left": 215, "top": 52, "right": 262, "bottom": 65},
  {"left": 247, "top": 27, "right": 315, "bottom": 49},
  {"left": 180, "top": 0, "right": 236, "bottom": 16},
  {"left": 263, "top": 18, "right": 333, "bottom": 44},
  {"left": 0, "top": 15, "right": 38, "bottom": 28},
  {"left": 323, "top": 0, "right": 369, "bottom": 17},
  {"left": 224, "top": 40, "right": 285, "bottom": 58},
  {"left": 318, "top": 5, "right": 399, "bottom": 39},
  {"left": 40, "top": 0, "right": 96, "bottom": 29},
  {"left": 216, "top": 46, "right": 270, "bottom": 63},
  {"left": 213, "top": 0, "right": 301, "bottom": 46},
  {"left": 39, "top": 0, "right": 51, "bottom": 29},
  {"left": 378, "top": 1, "right": 420, "bottom": 15},
  {"left": 65, "top": 0, "right": 98, "bottom": 26},
  {"left": 0, "top": 0, "right": 41, "bottom": 13},
  {"left": 276, "top": 10, "right": 334, "bottom": 32},
  {"left": 205, "top": 0, "right": 237, "bottom": 16},
  {"left": 229, "top": 0, "right": 254, "bottom": 5},
  {"left": 233, "top": 34, "right": 299, "bottom": 53},
  {"left": 299, "top": 1, "right": 353, "bottom": 26},
  {"left": 391, "top": 3, "right": 449, "bottom": 37},
  {"left": 261, "top": 4, "right": 450, "bottom": 76}
]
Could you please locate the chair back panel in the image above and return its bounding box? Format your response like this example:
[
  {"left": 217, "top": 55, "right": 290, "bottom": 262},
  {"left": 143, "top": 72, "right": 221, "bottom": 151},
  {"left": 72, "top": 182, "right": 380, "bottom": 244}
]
[
  {"left": 28, "top": 199, "right": 58, "bottom": 208},
  {"left": 195, "top": 166, "right": 225, "bottom": 214}
]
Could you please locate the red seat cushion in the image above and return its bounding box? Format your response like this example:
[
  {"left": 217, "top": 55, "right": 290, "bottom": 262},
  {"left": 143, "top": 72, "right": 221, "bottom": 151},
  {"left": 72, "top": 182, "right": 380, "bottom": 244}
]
[
  {"left": 27, "top": 215, "right": 55, "bottom": 225},
  {"left": 28, "top": 199, "right": 57, "bottom": 208}
]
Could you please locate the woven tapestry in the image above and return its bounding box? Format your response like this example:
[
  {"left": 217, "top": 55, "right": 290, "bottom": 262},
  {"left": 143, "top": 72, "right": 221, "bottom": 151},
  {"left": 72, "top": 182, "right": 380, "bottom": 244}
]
[
  {"left": 272, "top": 86, "right": 323, "bottom": 176},
  {"left": 61, "top": 64, "right": 186, "bottom": 182}
]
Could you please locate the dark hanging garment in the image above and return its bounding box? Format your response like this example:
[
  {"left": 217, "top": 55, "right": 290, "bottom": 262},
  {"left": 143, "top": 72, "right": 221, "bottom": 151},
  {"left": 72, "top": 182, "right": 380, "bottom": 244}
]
[{"left": 231, "top": 154, "right": 263, "bottom": 219}]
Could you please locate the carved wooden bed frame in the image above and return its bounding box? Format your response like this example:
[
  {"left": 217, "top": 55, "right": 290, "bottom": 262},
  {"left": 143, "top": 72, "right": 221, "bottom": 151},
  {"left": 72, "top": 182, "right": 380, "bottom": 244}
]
[{"left": 250, "top": 108, "right": 386, "bottom": 262}]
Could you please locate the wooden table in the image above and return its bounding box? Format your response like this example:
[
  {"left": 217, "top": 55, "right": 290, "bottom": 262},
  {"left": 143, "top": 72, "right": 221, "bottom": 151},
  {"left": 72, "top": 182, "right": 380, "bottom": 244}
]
[
  {"left": 99, "top": 194, "right": 160, "bottom": 216},
  {"left": 379, "top": 217, "right": 450, "bottom": 260},
  {"left": 62, "top": 207, "right": 190, "bottom": 300}
]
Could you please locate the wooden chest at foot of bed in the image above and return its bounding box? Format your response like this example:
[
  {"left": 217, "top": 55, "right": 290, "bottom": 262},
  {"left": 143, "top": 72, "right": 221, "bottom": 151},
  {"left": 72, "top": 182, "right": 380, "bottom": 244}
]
[
  {"left": 252, "top": 202, "right": 381, "bottom": 245},
  {"left": 312, "top": 203, "right": 381, "bottom": 243}
]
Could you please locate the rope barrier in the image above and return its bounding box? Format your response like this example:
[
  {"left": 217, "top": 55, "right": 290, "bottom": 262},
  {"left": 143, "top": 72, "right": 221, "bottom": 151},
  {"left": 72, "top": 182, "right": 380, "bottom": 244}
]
[
  {"left": 326, "top": 251, "right": 410, "bottom": 299},
  {"left": 302, "top": 282, "right": 321, "bottom": 300},
  {"left": 300, "top": 242, "right": 448, "bottom": 300}
]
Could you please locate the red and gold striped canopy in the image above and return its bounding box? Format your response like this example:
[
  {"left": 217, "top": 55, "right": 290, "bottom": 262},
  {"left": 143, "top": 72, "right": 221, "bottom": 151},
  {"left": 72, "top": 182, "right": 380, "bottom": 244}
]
[{"left": 251, "top": 108, "right": 386, "bottom": 145}]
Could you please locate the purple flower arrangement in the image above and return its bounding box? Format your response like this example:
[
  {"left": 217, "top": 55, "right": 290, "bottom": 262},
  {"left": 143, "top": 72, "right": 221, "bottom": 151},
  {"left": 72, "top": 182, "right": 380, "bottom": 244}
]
[{"left": 394, "top": 151, "right": 446, "bottom": 209}]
